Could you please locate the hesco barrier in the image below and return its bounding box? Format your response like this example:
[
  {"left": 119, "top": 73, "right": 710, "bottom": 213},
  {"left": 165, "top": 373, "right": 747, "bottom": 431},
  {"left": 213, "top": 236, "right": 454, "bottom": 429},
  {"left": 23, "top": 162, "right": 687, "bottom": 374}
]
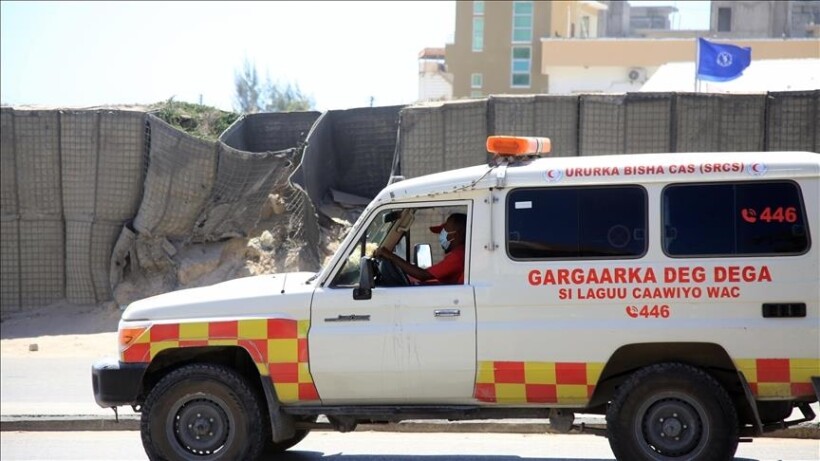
[
  {"left": 294, "top": 106, "right": 403, "bottom": 210},
  {"left": 60, "top": 110, "right": 146, "bottom": 303},
  {"left": 0, "top": 91, "right": 817, "bottom": 313},
  {"left": 133, "top": 115, "right": 217, "bottom": 239},
  {"left": 221, "top": 111, "right": 320, "bottom": 153}
]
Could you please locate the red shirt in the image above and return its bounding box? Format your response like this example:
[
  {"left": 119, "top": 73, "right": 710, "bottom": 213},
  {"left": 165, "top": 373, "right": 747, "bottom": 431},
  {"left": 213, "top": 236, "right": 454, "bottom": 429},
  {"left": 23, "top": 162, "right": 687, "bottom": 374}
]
[{"left": 426, "top": 245, "right": 465, "bottom": 285}]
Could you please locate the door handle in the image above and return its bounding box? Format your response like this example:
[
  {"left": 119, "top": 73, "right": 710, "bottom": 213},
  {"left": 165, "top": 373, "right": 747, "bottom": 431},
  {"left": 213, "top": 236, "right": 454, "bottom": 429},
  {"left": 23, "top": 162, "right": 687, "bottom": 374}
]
[
  {"left": 434, "top": 309, "right": 461, "bottom": 318},
  {"left": 324, "top": 314, "right": 371, "bottom": 322}
]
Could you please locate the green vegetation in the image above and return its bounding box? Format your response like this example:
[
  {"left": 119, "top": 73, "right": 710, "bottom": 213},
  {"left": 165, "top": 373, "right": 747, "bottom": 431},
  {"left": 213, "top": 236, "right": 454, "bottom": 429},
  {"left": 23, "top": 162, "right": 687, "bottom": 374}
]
[
  {"left": 149, "top": 98, "right": 240, "bottom": 140},
  {"left": 234, "top": 58, "right": 315, "bottom": 113}
]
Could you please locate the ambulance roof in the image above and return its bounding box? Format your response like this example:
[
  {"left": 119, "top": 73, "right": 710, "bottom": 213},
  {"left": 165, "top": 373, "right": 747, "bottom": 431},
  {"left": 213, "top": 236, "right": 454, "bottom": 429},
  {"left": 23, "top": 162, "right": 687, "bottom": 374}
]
[{"left": 378, "top": 151, "right": 819, "bottom": 202}]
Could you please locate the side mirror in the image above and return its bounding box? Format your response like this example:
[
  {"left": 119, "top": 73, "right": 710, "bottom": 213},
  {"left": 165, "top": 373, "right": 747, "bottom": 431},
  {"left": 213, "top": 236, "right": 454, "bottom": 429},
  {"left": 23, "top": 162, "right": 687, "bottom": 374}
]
[
  {"left": 414, "top": 244, "right": 432, "bottom": 269},
  {"left": 353, "top": 256, "right": 374, "bottom": 300}
]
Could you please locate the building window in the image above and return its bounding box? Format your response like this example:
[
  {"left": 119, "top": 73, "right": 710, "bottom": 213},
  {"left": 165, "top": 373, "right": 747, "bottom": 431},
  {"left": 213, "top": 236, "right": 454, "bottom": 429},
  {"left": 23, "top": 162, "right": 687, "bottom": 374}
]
[
  {"left": 473, "top": 0, "right": 484, "bottom": 15},
  {"left": 511, "top": 46, "right": 531, "bottom": 87},
  {"left": 662, "top": 181, "right": 809, "bottom": 257},
  {"left": 717, "top": 7, "right": 732, "bottom": 32},
  {"left": 472, "top": 17, "right": 484, "bottom": 52},
  {"left": 507, "top": 186, "right": 648, "bottom": 260},
  {"left": 512, "top": 1, "right": 533, "bottom": 42},
  {"left": 471, "top": 73, "right": 483, "bottom": 88}
]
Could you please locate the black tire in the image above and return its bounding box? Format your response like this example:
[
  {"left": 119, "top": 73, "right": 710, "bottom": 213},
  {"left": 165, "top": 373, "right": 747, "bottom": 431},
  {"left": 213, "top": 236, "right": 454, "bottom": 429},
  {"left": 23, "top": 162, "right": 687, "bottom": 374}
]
[
  {"left": 606, "top": 363, "right": 739, "bottom": 461},
  {"left": 262, "top": 429, "right": 310, "bottom": 454},
  {"left": 140, "top": 363, "right": 265, "bottom": 461}
]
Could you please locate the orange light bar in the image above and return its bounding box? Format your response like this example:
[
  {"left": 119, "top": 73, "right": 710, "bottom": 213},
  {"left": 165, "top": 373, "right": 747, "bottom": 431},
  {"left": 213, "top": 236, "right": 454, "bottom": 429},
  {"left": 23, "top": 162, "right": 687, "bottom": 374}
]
[{"left": 487, "top": 136, "right": 551, "bottom": 156}]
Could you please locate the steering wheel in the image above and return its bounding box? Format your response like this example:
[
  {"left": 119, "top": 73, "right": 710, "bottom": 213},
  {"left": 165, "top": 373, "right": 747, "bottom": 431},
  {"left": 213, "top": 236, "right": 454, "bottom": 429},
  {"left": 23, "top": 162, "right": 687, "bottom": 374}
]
[{"left": 373, "top": 256, "right": 410, "bottom": 287}]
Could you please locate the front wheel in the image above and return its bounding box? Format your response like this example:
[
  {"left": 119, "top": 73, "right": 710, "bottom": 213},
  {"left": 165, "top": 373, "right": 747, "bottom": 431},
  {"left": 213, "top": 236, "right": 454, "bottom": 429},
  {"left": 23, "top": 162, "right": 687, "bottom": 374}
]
[
  {"left": 140, "top": 363, "right": 265, "bottom": 461},
  {"left": 606, "top": 362, "right": 739, "bottom": 461}
]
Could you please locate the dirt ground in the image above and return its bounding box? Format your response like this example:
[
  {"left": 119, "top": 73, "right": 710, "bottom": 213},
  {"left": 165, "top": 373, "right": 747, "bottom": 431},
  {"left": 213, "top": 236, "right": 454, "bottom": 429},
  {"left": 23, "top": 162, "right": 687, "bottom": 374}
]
[{"left": 0, "top": 301, "right": 120, "bottom": 359}]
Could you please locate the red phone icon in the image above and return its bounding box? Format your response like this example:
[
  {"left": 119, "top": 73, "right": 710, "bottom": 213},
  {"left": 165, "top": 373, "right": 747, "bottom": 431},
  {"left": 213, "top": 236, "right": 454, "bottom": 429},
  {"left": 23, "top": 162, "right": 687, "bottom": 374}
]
[
  {"left": 741, "top": 208, "right": 757, "bottom": 223},
  {"left": 626, "top": 306, "right": 638, "bottom": 318}
]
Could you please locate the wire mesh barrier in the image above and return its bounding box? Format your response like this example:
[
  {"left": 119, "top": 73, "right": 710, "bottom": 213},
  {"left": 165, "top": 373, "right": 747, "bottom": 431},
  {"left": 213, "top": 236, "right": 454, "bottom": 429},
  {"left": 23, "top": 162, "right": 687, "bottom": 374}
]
[
  {"left": 221, "top": 111, "right": 319, "bottom": 153},
  {"left": 675, "top": 93, "right": 766, "bottom": 152},
  {"left": 295, "top": 107, "right": 403, "bottom": 207},
  {"left": 65, "top": 220, "right": 124, "bottom": 304},
  {"left": 488, "top": 95, "right": 580, "bottom": 157},
  {"left": 765, "top": 90, "right": 820, "bottom": 152},
  {"left": 191, "top": 144, "right": 295, "bottom": 242},
  {"left": 0, "top": 91, "right": 817, "bottom": 313},
  {"left": 393, "top": 104, "right": 446, "bottom": 179},
  {"left": 443, "top": 100, "right": 489, "bottom": 171},
  {"left": 19, "top": 219, "right": 64, "bottom": 308},
  {"left": 0, "top": 109, "right": 17, "bottom": 216},
  {"left": 625, "top": 93, "right": 673, "bottom": 154},
  {"left": 16, "top": 111, "right": 63, "bottom": 219},
  {"left": 60, "top": 110, "right": 146, "bottom": 303},
  {"left": 579, "top": 94, "right": 629, "bottom": 156},
  {"left": 133, "top": 115, "right": 217, "bottom": 239},
  {"left": 0, "top": 218, "right": 20, "bottom": 309}
]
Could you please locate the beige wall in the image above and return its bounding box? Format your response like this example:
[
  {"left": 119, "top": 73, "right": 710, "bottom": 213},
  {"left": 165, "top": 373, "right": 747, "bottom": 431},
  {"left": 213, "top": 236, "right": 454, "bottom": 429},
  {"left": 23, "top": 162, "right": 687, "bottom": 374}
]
[
  {"left": 550, "top": 1, "right": 605, "bottom": 38},
  {"left": 540, "top": 38, "right": 820, "bottom": 69},
  {"left": 446, "top": 1, "right": 554, "bottom": 98}
]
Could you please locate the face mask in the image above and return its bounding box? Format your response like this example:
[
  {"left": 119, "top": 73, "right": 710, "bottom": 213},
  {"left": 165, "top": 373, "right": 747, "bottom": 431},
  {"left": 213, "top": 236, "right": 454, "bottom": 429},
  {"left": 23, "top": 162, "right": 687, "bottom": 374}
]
[{"left": 439, "top": 229, "right": 451, "bottom": 251}]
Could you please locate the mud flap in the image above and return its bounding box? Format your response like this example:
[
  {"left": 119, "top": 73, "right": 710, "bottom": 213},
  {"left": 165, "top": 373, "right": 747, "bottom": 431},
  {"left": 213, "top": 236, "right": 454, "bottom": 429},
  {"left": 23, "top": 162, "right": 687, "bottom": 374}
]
[
  {"left": 259, "top": 376, "right": 296, "bottom": 443},
  {"left": 737, "top": 371, "right": 763, "bottom": 436}
]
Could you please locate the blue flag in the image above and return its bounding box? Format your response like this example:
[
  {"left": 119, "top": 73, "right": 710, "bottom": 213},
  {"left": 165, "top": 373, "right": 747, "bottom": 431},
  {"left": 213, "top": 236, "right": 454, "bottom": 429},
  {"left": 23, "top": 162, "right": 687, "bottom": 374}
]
[{"left": 696, "top": 37, "right": 752, "bottom": 82}]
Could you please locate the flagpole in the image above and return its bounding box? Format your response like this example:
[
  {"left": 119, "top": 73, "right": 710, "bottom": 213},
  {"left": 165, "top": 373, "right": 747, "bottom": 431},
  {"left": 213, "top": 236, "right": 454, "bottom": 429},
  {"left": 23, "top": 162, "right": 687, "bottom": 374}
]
[{"left": 694, "top": 37, "right": 699, "bottom": 93}]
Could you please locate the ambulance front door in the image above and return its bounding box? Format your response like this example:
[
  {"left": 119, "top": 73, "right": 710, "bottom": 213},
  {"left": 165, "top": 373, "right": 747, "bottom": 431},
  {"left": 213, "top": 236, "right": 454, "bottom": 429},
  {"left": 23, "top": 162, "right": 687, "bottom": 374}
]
[{"left": 308, "top": 204, "right": 477, "bottom": 404}]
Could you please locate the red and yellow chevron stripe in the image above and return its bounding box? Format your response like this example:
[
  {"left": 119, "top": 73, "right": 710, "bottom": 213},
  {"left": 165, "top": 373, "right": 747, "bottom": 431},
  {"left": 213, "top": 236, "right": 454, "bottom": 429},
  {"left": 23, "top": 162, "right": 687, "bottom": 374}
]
[
  {"left": 120, "top": 318, "right": 319, "bottom": 403},
  {"left": 735, "top": 358, "right": 820, "bottom": 399},
  {"left": 474, "top": 361, "right": 604, "bottom": 405}
]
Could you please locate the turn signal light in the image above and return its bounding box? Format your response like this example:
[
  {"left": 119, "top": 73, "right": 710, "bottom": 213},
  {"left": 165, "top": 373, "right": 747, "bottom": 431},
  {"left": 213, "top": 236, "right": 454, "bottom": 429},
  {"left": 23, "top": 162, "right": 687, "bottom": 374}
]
[{"left": 118, "top": 326, "right": 148, "bottom": 353}]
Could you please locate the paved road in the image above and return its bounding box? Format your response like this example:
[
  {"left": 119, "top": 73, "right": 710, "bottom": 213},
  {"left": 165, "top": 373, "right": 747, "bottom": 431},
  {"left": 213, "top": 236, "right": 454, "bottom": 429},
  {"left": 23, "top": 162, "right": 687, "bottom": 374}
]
[
  {"left": 0, "top": 356, "right": 138, "bottom": 418},
  {"left": 1, "top": 431, "right": 818, "bottom": 461}
]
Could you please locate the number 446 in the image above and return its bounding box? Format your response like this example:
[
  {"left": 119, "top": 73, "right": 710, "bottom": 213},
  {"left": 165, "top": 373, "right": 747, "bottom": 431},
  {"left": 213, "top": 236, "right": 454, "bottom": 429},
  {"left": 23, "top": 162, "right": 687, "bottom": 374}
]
[{"left": 626, "top": 304, "right": 670, "bottom": 319}]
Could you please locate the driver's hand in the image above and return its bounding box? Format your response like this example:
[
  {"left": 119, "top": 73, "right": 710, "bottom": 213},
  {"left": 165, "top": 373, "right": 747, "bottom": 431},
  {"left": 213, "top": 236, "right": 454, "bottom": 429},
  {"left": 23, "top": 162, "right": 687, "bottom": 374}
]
[{"left": 374, "top": 247, "right": 392, "bottom": 260}]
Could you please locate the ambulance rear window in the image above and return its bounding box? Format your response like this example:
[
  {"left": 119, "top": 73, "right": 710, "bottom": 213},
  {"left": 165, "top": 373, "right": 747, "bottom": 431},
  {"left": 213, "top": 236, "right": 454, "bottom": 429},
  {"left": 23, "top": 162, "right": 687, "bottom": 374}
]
[
  {"left": 506, "top": 186, "right": 647, "bottom": 260},
  {"left": 662, "top": 181, "right": 810, "bottom": 257}
]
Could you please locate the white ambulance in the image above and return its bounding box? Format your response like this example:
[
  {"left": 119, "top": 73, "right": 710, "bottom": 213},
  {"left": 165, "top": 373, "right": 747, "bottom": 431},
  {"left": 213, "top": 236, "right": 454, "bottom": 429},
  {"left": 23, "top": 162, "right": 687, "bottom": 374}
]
[{"left": 93, "top": 136, "right": 820, "bottom": 461}]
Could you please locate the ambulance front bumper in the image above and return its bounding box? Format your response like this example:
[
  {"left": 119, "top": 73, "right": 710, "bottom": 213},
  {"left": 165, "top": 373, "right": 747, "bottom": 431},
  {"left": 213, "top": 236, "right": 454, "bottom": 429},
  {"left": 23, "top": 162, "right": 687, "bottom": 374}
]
[{"left": 91, "top": 357, "right": 148, "bottom": 408}]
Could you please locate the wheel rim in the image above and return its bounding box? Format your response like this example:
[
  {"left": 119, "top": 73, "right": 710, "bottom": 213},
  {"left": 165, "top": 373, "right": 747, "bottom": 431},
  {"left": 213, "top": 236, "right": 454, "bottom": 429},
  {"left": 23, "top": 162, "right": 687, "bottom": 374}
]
[
  {"left": 635, "top": 392, "right": 709, "bottom": 459},
  {"left": 167, "top": 395, "right": 235, "bottom": 458}
]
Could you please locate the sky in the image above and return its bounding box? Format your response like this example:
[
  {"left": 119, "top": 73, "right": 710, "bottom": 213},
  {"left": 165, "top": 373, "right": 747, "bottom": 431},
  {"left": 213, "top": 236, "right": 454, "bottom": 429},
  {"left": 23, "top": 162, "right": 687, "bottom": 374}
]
[{"left": 1, "top": 1, "right": 710, "bottom": 113}]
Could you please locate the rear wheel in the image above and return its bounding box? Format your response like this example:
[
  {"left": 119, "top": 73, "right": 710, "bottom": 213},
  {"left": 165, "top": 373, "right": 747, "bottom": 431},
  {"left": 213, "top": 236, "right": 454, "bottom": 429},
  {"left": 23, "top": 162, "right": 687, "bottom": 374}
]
[
  {"left": 140, "top": 363, "right": 265, "bottom": 461},
  {"left": 606, "top": 362, "right": 739, "bottom": 461}
]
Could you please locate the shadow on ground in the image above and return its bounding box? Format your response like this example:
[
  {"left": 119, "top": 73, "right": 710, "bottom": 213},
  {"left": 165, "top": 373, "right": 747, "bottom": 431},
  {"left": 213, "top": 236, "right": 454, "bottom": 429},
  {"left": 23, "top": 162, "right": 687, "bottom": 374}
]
[
  {"left": 267, "top": 454, "right": 762, "bottom": 461},
  {"left": 0, "top": 302, "right": 120, "bottom": 339}
]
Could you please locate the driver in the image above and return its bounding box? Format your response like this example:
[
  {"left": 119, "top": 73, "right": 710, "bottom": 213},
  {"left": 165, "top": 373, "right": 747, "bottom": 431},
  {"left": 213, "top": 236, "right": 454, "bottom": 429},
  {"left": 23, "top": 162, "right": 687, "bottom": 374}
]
[{"left": 374, "top": 213, "right": 466, "bottom": 285}]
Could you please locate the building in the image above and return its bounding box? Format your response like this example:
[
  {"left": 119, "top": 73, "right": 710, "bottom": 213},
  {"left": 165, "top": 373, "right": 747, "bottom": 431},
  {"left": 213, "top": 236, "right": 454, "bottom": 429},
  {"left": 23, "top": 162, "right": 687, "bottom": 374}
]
[
  {"left": 600, "top": 0, "right": 820, "bottom": 38},
  {"left": 441, "top": 0, "right": 820, "bottom": 99},
  {"left": 418, "top": 48, "right": 453, "bottom": 102},
  {"left": 640, "top": 58, "right": 820, "bottom": 92},
  {"left": 444, "top": 1, "right": 608, "bottom": 99},
  {"left": 540, "top": 38, "right": 819, "bottom": 94},
  {"left": 711, "top": 0, "right": 820, "bottom": 38}
]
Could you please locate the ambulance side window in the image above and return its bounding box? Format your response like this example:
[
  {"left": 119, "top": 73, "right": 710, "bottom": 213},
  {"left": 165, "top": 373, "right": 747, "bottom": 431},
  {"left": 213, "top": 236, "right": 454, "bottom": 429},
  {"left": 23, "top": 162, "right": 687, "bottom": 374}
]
[
  {"left": 663, "top": 181, "right": 810, "bottom": 257},
  {"left": 506, "top": 186, "right": 647, "bottom": 260}
]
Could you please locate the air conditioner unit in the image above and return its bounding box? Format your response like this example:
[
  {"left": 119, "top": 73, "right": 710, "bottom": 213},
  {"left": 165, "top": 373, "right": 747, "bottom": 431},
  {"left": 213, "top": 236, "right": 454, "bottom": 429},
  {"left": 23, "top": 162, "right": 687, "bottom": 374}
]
[{"left": 628, "top": 67, "right": 647, "bottom": 82}]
